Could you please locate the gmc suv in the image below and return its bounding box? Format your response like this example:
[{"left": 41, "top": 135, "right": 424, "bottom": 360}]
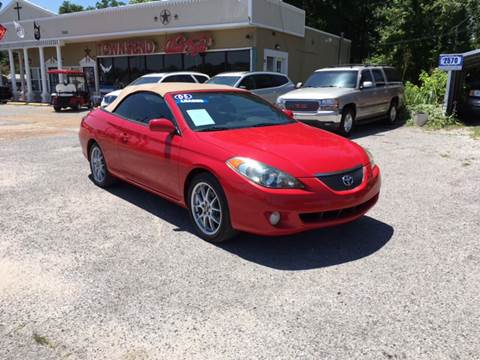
[{"left": 277, "top": 65, "right": 404, "bottom": 136}]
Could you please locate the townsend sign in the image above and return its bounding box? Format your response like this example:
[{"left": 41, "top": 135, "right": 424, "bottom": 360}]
[
  {"left": 97, "top": 40, "right": 156, "bottom": 56},
  {"left": 165, "top": 34, "right": 213, "bottom": 56}
]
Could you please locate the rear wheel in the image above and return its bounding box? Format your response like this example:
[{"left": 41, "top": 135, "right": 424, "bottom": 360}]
[
  {"left": 385, "top": 100, "right": 398, "bottom": 125},
  {"left": 339, "top": 108, "right": 355, "bottom": 137},
  {"left": 89, "top": 143, "right": 114, "bottom": 188},
  {"left": 187, "top": 173, "right": 237, "bottom": 243},
  {"left": 53, "top": 106, "right": 61, "bottom": 112}
]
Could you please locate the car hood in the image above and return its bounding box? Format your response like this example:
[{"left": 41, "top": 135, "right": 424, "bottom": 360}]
[
  {"left": 279, "top": 87, "right": 354, "bottom": 100},
  {"left": 196, "top": 123, "right": 368, "bottom": 177}
]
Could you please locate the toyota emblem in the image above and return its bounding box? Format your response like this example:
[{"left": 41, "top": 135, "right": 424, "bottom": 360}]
[{"left": 342, "top": 175, "right": 354, "bottom": 187}]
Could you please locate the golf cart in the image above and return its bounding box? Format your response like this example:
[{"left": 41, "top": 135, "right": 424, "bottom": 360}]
[{"left": 48, "top": 70, "right": 92, "bottom": 111}]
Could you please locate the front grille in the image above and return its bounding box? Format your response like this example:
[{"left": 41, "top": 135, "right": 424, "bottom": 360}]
[
  {"left": 299, "top": 194, "right": 379, "bottom": 224},
  {"left": 285, "top": 100, "right": 319, "bottom": 112},
  {"left": 316, "top": 166, "right": 364, "bottom": 191}
]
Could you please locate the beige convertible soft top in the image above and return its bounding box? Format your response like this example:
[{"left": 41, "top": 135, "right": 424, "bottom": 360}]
[{"left": 104, "top": 83, "right": 237, "bottom": 112}]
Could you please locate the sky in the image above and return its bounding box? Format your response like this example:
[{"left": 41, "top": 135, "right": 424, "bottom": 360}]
[{"left": 2, "top": 0, "right": 106, "bottom": 14}]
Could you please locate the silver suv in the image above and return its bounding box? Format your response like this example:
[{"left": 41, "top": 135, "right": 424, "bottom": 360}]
[
  {"left": 207, "top": 72, "right": 295, "bottom": 103},
  {"left": 277, "top": 65, "right": 404, "bottom": 136}
]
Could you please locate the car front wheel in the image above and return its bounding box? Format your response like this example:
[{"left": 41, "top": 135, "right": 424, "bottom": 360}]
[
  {"left": 187, "top": 173, "right": 237, "bottom": 243},
  {"left": 339, "top": 108, "right": 355, "bottom": 137}
]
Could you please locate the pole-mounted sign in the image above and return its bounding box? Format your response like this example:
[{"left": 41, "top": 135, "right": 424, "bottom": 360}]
[{"left": 438, "top": 54, "right": 464, "bottom": 71}]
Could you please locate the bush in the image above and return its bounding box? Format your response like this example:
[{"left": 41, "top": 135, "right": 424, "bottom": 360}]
[
  {"left": 405, "top": 69, "right": 447, "bottom": 106},
  {"left": 405, "top": 69, "right": 456, "bottom": 129},
  {"left": 407, "top": 104, "right": 459, "bottom": 129}
]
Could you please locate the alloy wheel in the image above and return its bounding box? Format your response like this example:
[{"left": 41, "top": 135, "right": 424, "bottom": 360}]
[
  {"left": 91, "top": 146, "right": 106, "bottom": 183},
  {"left": 191, "top": 182, "right": 223, "bottom": 236},
  {"left": 343, "top": 113, "right": 353, "bottom": 133}
]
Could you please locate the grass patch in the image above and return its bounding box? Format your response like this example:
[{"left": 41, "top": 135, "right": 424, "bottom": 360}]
[
  {"left": 471, "top": 126, "right": 480, "bottom": 140},
  {"left": 33, "top": 333, "right": 53, "bottom": 348}
]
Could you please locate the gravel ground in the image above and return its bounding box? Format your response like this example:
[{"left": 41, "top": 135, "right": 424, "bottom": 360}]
[{"left": 0, "top": 105, "right": 479, "bottom": 359}]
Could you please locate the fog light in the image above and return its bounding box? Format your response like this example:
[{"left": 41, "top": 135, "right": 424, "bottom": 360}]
[{"left": 269, "top": 211, "right": 281, "bottom": 226}]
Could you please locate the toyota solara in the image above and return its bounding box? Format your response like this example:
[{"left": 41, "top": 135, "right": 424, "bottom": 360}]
[{"left": 79, "top": 83, "right": 381, "bottom": 242}]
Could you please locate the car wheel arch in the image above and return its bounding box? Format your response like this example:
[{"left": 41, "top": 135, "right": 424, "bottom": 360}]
[
  {"left": 342, "top": 103, "right": 356, "bottom": 117},
  {"left": 87, "top": 139, "right": 98, "bottom": 160},
  {"left": 183, "top": 167, "right": 219, "bottom": 206}
]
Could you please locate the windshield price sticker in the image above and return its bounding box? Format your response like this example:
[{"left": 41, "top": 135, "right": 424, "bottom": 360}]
[
  {"left": 174, "top": 94, "right": 207, "bottom": 104},
  {"left": 439, "top": 54, "right": 464, "bottom": 71},
  {"left": 186, "top": 109, "right": 215, "bottom": 126}
]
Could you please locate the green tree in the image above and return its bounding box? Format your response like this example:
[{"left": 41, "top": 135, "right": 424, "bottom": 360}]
[
  {"left": 95, "top": 0, "right": 125, "bottom": 9},
  {"left": 372, "top": 0, "right": 479, "bottom": 82},
  {"left": 58, "top": 0, "right": 85, "bottom": 14}
]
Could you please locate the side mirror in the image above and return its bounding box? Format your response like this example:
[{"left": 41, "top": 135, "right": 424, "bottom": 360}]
[
  {"left": 149, "top": 118, "right": 176, "bottom": 133},
  {"left": 282, "top": 109, "right": 295, "bottom": 118},
  {"left": 295, "top": 82, "right": 303, "bottom": 89},
  {"left": 361, "top": 81, "right": 374, "bottom": 89}
]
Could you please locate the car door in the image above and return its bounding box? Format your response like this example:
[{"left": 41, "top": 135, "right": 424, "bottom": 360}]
[
  {"left": 273, "top": 74, "right": 295, "bottom": 99},
  {"left": 357, "top": 69, "right": 379, "bottom": 120},
  {"left": 250, "top": 74, "right": 278, "bottom": 103},
  {"left": 371, "top": 68, "right": 390, "bottom": 114},
  {"left": 110, "top": 91, "right": 183, "bottom": 199}
]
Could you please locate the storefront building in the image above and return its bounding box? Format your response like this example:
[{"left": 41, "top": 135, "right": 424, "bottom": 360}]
[{"left": 0, "top": 0, "right": 351, "bottom": 102}]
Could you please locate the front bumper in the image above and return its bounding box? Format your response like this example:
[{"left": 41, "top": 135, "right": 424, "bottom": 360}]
[
  {"left": 223, "top": 165, "right": 381, "bottom": 236},
  {"left": 292, "top": 110, "right": 342, "bottom": 128}
]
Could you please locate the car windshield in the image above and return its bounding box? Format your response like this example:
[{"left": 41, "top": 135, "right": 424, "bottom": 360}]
[
  {"left": 304, "top": 71, "right": 358, "bottom": 88},
  {"left": 174, "top": 92, "right": 295, "bottom": 132},
  {"left": 129, "top": 76, "right": 162, "bottom": 86},
  {"left": 206, "top": 76, "right": 241, "bottom": 87}
]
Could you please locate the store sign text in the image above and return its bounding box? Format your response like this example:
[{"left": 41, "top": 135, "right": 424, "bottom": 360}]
[
  {"left": 165, "top": 34, "right": 213, "bottom": 56},
  {"left": 97, "top": 40, "right": 156, "bottom": 56}
]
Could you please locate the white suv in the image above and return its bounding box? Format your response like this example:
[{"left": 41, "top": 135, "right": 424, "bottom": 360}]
[
  {"left": 207, "top": 72, "right": 295, "bottom": 103},
  {"left": 100, "top": 72, "right": 210, "bottom": 108}
]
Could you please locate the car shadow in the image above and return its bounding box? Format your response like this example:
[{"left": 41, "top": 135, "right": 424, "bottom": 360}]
[
  {"left": 350, "top": 120, "right": 406, "bottom": 140},
  {"left": 98, "top": 178, "right": 394, "bottom": 271}
]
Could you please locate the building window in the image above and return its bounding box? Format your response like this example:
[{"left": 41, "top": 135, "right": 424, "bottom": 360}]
[
  {"left": 97, "top": 49, "right": 251, "bottom": 88},
  {"left": 146, "top": 54, "right": 164, "bottom": 72}
]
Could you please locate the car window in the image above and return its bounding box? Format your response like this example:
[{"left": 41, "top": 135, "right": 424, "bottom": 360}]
[
  {"left": 238, "top": 76, "right": 256, "bottom": 90},
  {"left": 162, "top": 75, "right": 196, "bottom": 83},
  {"left": 129, "top": 76, "right": 162, "bottom": 86},
  {"left": 194, "top": 75, "right": 209, "bottom": 84},
  {"left": 372, "top": 69, "right": 386, "bottom": 87},
  {"left": 383, "top": 67, "right": 402, "bottom": 83},
  {"left": 253, "top": 75, "right": 277, "bottom": 90},
  {"left": 207, "top": 76, "right": 241, "bottom": 87},
  {"left": 174, "top": 92, "right": 294, "bottom": 131},
  {"left": 113, "top": 91, "right": 173, "bottom": 124},
  {"left": 360, "top": 70, "right": 373, "bottom": 86},
  {"left": 304, "top": 71, "right": 358, "bottom": 88},
  {"left": 272, "top": 75, "right": 289, "bottom": 87}
]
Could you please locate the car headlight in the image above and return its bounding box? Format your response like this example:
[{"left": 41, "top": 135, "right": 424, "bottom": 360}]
[
  {"left": 318, "top": 99, "right": 339, "bottom": 111},
  {"left": 226, "top": 157, "right": 304, "bottom": 189},
  {"left": 364, "top": 148, "right": 375, "bottom": 169}
]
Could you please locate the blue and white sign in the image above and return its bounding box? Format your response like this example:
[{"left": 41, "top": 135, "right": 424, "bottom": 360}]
[{"left": 439, "top": 54, "right": 464, "bottom": 71}]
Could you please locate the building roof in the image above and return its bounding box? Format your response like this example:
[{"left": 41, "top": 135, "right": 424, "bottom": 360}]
[
  {"left": 105, "top": 83, "right": 241, "bottom": 112},
  {"left": 0, "top": 0, "right": 55, "bottom": 23},
  {"left": 0, "top": 0, "right": 309, "bottom": 49}
]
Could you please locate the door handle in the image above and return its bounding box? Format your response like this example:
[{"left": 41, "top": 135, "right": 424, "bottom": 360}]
[{"left": 120, "top": 133, "right": 129, "bottom": 143}]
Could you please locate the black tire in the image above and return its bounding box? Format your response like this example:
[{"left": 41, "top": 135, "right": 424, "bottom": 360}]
[
  {"left": 187, "top": 173, "right": 237, "bottom": 243},
  {"left": 53, "top": 106, "right": 61, "bottom": 112},
  {"left": 89, "top": 143, "right": 114, "bottom": 188},
  {"left": 71, "top": 104, "right": 79, "bottom": 112},
  {"left": 339, "top": 107, "right": 355, "bottom": 137},
  {"left": 385, "top": 100, "right": 398, "bottom": 125}
]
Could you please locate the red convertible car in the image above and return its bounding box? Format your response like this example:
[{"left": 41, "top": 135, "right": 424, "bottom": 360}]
[{"left": 79, "top": 83, "right": 381, "bottom": 242}]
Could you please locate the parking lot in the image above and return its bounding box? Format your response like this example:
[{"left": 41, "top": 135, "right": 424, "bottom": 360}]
[{"left": 0, "top": 104, "right": 479, "bottom": 359}]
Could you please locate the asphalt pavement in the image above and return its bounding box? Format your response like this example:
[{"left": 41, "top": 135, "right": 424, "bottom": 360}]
[{"left": 0, "top": 105, "right": 479, "bottom": 359}]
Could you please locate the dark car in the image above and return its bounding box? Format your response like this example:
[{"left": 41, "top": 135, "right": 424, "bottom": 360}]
[
  {"left": 461, "top": 72, "right": 480, "bottom": 119},
  {"left": 0, "top": 85, "right": 12, "bottom": 104}
]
